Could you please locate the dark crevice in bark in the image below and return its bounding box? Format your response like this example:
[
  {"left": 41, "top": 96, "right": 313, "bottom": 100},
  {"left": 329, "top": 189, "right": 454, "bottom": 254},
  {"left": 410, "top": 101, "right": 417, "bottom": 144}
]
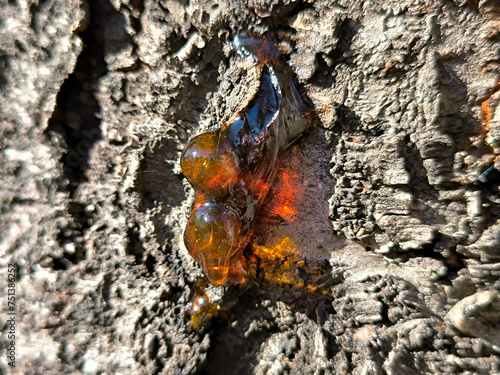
[
  {"left": 125, "top": 225, "right": 158, "bottom": 274},
  {"left": 0, "top": 54, "right": 7, "bottom": 89},
  {"left": 127, "top": 0, "right": 145, "bottom": 35},
  {"left": 336, "top": 104, "right": 363, "bottom": 134},
  {"left": 126, "top": 226, "right": 145, "bottom": 260},
  {"left": 403, "top": 136, "right": 434, "bottom": 192},
  {"left": 310, "top": 17, "right": 360, "bottom": 90},
  {"left": 201, "top": 288, "right": 277, "bottom": 375},
  {"left": 45, "top": 0, "right": 128, "bottom": 270},
  {"left": 202, "top": 325, "right": 273, "bottom": 375},
  {"left": 200, "top": 283, "right": 339, "bottom": 374},
  {"left": 46, "top": 0, "right": 112, "bottom": 196}
]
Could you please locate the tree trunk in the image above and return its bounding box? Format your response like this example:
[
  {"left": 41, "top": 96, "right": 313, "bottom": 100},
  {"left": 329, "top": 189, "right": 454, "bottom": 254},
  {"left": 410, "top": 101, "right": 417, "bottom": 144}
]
[{"left": 1, "top": 0, "right": 500, "bottom": 374}]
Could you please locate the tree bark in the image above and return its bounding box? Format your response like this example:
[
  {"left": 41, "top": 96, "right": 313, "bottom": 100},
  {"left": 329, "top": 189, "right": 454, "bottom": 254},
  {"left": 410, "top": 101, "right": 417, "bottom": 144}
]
[{"left": 1, "top": 0, "right": 500, "bottom": 374}]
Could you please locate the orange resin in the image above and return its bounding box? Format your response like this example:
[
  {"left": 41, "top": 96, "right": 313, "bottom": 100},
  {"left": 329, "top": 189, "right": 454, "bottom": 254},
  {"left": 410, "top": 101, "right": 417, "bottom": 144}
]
[
  {"left": 181, "top": 131, "right": 238, "bottom": 195},
  {"left": 181, "top": 35, "right": 312, "bottom": 286}
]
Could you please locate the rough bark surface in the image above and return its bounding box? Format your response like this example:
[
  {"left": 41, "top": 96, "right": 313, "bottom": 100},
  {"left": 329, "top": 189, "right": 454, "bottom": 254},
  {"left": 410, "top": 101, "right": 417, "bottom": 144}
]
[{"left": 1, "top": 0, "right": 500, "bottom": 374}]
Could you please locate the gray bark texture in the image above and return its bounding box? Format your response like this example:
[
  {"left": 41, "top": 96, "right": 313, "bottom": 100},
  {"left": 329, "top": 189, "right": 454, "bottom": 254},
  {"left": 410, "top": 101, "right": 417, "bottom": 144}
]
[{"left": 1, "top": 0, "right": 500, "bottom": 374}]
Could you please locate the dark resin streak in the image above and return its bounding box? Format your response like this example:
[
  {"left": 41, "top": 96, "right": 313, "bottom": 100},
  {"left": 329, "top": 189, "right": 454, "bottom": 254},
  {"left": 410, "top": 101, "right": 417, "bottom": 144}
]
[{"left": 181, "top": 36, "right": 312, "bottom": 286}]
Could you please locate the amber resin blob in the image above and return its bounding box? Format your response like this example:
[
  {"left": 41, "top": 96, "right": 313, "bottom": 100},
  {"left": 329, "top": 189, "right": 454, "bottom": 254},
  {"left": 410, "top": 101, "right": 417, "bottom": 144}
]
[
  {"left": 181, "top": 35, "right": 312, "bottom": 286},
  {"left": 181, "top": 131, "right": 239, "bottom": 195}
]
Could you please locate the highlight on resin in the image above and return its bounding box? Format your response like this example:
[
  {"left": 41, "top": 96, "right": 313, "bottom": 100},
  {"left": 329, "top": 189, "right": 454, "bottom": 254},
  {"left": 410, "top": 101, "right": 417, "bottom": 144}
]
[{"left": 181, "top": 34, "right": 313, "bottom": 286}]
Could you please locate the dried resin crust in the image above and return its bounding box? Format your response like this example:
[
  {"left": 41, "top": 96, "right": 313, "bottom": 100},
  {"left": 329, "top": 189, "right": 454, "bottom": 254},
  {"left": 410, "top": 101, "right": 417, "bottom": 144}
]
[{"left": 181, "top": 35, "right": 313, "bottom": 286}]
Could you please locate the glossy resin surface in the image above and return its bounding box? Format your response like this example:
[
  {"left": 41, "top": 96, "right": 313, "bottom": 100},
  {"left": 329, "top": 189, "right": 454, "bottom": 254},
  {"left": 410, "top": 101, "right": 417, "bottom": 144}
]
[{"left": 181, "top": 36, "right": 312, "bottom": 286}]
